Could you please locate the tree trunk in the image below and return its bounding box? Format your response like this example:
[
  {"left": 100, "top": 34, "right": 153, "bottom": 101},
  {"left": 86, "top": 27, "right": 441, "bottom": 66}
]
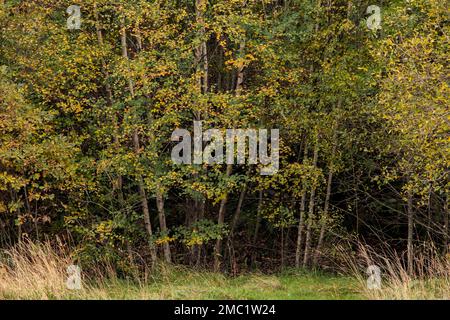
[
  {"left": 295, "top": 142, "right": 308, "bottom": 268},
  {"left": 135, "top": 21, "right": 172, "bottom": 265},
  {"left": 251, "top": 190, "right": 263, "bottom": 268},
  {"left": 313, "top": 125, "right": 337, "bottom": 266},
  {"left": 444, "top": 194, "right": 449, "bottom": 254},
  {"left": 312, "top": 167, "right": 333, "bottom": 266},
  {"left": 235, "top": 42, "right": 245, "bottom": 95},
  {"left": 280, "top": 227, "right": 285, "bottom": 269},
  {"left": 295, "top": 193, "right": 307, "bottom": 268},
  {"left": 214, "top": 164, "right": 233, "bottom": 272},
  {"left": 227, "top": 184, "right": 247, "bottom": 274},
  {"left": 120, "top": 17, "right": 157, "bottom": 265},
  {"left": 195, "top": 0, "right": 208, "bottom": 97},
  {"left": 302, "top": 1, "right": 321, "bottom": 268},
  {"left": 191, "top": 0, "right": 209, "bottom": 266},
  {"left": 303, "top": 139, "right": 319, "bottom": 267},
  {"left": 407, "top": 189, "right": 414, "bottom": 275},
  {"left": 213, "top": 40, "right": 245, "bottom": 272},
  {"left": 230, "top": 185, "right": 247, "bottom": 235},
  {"left": 156, "top": 188, "right": 171, "bottom": 263}
]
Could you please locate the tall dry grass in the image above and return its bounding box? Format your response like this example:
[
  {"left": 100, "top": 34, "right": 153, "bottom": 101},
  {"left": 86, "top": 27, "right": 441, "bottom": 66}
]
[
  {"left": 340, "top": 242, "right": 450, "bottom": 299},
  {"left": 0, "top": 239, "right": 167, "bottom": 299},
  {"left": 0, "top": 240, "right": 91, "bottom": 299},
  {"left": 0, "top": 240, "right": 230, "bottom": 299},
  {"left": 2, "top": 240, "right": 449, "bottom": 299}
]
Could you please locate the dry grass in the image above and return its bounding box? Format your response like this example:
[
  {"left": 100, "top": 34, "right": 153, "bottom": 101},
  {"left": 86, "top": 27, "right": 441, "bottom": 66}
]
[
  {"left": 340, "top": 243, "right": 450, "bottom": 299},
  {"left": 0, "top": 240, "right": 86, "bottom": 299},
  {"left": 4, "top": 240, "right": 448, "bottom": 300},
  {"left": 0, "top": 240, "right": 360, "bottom": 300},
  {"left": 0, "top": 240, "right": 262, "bottom": 299}
]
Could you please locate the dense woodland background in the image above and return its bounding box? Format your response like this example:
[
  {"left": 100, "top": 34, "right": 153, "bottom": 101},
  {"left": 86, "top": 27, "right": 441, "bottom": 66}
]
[{"left": 0, "top": 0, "right": 448, "bottom": 276}]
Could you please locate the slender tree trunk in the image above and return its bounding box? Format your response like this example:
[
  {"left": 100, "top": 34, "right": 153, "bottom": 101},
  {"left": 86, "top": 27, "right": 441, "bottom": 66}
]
[
  {"left": 195, "top": 0, "right": 208, "bottom": 97},
  {"left": 192, "top": 0, "right": 209, "bottom": 266},
  {"left": 156, "top": 187, "right": 171, "bottom": 263},
  {"left": 227, "top": 184, "right": 247, "bottom": 273},
  {"left": 214, "top": 164, "right": 233, "bottom": 271},
  {"left": 313, "top": 125, "right": 337, "bottom": 266},
  {"left": 280, "top": 227, "right": 285, "bottom": 269},
  {"left": 444, "top": 194, "right": 449, "bottom": 254},
  {"left": 217, "top": 44, "right": 224, "bottom": 91},
  {"left": 230, "top": 185, "right": 247, "bottom": 235},
  {"left": 426, "top": 184, "right": 433, "bottom": 242},
  {"left": 120, "top": 17, "right": 157, "bottom": 265},
  {"left": 251, "top": 190, "right": 263, "bottom": 268},
  {"left": 407, "top": 189, "right": 414, "bottom": 275},
  {"left": 135, "top": 28, "right": 143, "bottom": 52},
  {"left": 295, "top": 142, "right": 308, "bottom": 268},
  {"left": 303, "top": 139, "right": 319, "bottom": 267},
  {"left": 235, "top": 41, "right": 245, "bottom": 95},
  {"left": 192, "top": 199, "right": 205, "bottom": 266},
  {"left": 135, "top": 21, "right": 172, "bottom": 265},
  {"left": 213, "top": 40, "right": 245, "bottom": 272},
  {"left": 312, "top": 168, "right": 333, "bottom": 266},
  {"left": 302, "top": 1, "right": 321, "bottom": 268},
  {"left": 295, "top": 193, "right": 307, "bottom": 268}
]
